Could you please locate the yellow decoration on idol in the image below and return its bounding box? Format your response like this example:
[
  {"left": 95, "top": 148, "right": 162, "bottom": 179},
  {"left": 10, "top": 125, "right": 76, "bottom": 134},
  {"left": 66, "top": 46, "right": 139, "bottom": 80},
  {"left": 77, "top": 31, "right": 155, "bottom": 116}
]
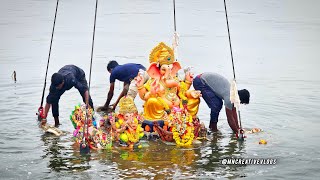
[
  {"left": 149, "top": 42, "right": 175, "bottom": 65},
  {"left": 109, "top": 96, "right": 144, "bottom": 149},
  {"left": 118, "top": 96, "right": 138, "bottom": 114},
  {"left": 172, "top": 126, "right": 194, "bottom": 146}
]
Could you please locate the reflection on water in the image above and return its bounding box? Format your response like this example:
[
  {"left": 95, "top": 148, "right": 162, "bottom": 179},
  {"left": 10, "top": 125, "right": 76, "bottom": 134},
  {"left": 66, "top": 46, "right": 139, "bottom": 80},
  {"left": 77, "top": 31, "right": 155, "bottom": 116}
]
[
  {"left": 41, "top": 134, "right": 92, "bottom": 173},
  {"left": 1, "top": 0, "right": 320, "bottom": 178},
  {"left": 40, "top": 132, "right": 247, "bottom": 179},
  {"left": 197, "top": 133, "right": 247, "bottom": 178}
]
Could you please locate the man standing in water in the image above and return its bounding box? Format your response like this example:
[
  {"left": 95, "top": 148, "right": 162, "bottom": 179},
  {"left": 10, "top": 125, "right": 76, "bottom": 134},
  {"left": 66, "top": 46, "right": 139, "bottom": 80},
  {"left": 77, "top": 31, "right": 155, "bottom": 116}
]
[
  {"left": 42, "top": 65, "right": 94, "bottom": 127},
  {"left": 99, "top": 60, "right": 146, "bottom": 112},
  {"left": 193, "top": 72, "right": 250, "bottom": 133}
]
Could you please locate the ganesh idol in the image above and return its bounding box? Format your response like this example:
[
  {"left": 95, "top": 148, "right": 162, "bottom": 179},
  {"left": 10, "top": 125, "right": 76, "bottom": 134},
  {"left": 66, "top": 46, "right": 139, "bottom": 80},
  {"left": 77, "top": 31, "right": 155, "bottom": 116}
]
[
  {"left": 135, "top": 42, "right": 202, "bottom": 145},
  {"left": 108, "top": 96, "right": 144, "bottom": 149}
]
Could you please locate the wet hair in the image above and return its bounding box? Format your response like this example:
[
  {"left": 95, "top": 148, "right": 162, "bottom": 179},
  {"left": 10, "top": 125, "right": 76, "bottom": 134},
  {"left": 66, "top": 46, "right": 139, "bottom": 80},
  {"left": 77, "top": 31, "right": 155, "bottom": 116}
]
[
  {"left": 107, "top": 60, "right": 119, "bottom": 71},
  {"left": 238, "top": 89, "right": 250, "bottom": 104},
  {"left": 51, "top": 73, "right": 64, "bottom": 87}
]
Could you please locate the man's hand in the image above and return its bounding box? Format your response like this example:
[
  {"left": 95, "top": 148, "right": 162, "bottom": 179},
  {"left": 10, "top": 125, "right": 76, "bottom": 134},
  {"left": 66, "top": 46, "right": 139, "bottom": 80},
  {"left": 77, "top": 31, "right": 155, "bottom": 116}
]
[
  {"left": 96, "top": 106, "right": 113, "bottom": 113},
  {"left": 96, "top": 106, "right": 108, "bottom": 112},
  {"left": 40, "top": 118, "right": 47, "bottom": 126},
  {"left": 85, "top": 104, "right": 91, "bottom": 110},
  {"left": 111, "top": 105, "right": 116, "bottom": 112}
]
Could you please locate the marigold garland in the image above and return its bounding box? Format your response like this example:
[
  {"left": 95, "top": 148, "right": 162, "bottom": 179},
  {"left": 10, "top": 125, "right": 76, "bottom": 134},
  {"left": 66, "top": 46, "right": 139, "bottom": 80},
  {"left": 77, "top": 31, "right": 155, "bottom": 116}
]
[{"left": 172, "top": 125, "right": 194, "bottom": 146}]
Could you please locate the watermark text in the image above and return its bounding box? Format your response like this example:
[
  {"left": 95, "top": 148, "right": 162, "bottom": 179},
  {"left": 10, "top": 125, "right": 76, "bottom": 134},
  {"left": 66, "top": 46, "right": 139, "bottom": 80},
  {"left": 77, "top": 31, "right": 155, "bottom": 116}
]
[{"left": 221, "top": 158, "right": 277, "bottom": 165}]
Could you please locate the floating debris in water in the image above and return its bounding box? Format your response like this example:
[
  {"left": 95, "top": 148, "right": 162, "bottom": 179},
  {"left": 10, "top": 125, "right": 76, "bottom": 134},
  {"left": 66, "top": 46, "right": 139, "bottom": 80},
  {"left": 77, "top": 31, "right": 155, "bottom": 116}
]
[
  {"left": 12, "top": 70, "right": 17, "bottom": 82},
  {"left": 259, "top": 139, "right": 267, "bottom": 144},
  {"left": 246, "top": 128, "right": 262, "bottom": 134}
]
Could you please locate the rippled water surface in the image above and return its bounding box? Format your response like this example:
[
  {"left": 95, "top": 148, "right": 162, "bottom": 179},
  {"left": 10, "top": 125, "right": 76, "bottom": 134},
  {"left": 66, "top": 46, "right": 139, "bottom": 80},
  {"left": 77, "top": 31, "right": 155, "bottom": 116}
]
[{"left": 1, "top": 0, "right": 320, "bottom": 179}]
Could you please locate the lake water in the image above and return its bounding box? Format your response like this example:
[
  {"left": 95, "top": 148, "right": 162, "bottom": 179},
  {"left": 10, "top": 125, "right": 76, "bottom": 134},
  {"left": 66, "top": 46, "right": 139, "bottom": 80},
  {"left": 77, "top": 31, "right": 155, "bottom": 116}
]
[{"left": 1, "top": 0, "right": 320, "bottom": 179}]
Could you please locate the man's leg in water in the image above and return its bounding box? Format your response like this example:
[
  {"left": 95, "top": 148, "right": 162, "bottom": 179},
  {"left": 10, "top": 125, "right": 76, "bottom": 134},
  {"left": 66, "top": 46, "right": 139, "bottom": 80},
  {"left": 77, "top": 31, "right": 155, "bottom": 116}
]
[
  {"left": 204, "top": 90, "right": 223, "bottom": 132},
  {"left": 193, "top": 76, "right": 223, "bottom": 131}
]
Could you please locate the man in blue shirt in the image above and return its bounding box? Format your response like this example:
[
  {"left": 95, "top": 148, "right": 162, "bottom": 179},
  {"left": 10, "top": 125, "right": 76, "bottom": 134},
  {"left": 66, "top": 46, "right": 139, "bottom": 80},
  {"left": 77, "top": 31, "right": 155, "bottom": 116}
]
[
  {"left": 43, "top": 65, "right": 94, "bottom": 127},
  {"left": 99, "top": 60, "right": 146, "bottom": 112}
]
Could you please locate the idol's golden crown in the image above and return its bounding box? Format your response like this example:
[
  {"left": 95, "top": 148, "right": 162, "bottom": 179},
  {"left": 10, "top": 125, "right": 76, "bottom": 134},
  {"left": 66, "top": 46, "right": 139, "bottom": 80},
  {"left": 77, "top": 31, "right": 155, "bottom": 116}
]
[
  {"left": 119, "top": 96, "right": 137, "bottom": 114},
  {"left": 149, "top": 42, "right": 175, "bottom": 65}
]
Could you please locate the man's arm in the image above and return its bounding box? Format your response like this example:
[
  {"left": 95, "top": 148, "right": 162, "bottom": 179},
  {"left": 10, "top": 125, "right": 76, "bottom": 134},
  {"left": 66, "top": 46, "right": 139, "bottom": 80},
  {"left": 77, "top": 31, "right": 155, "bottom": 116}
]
[
  {"left": 232, "top": 107, "right": 240, "bottom": 130},
  {"left": 43, "top": 102, "right": 51, "bottom": 118},
  {"left": 83, "top": 90, "right": 89, "bottom": 107},
  {"left": 225, "top": 107, "right": 239, "bottom": 133},
  {"left": 74, "top": 78, "right": 90, "bottom": 107},
  {"left": 104, "top": 82, "right": 115, "bottom": 108},
  {"left": 43, "top": 85, "right": 60, "bottom": 118},
  {"left": 111, "top": 82, "right": 129, "bottom": 110}
]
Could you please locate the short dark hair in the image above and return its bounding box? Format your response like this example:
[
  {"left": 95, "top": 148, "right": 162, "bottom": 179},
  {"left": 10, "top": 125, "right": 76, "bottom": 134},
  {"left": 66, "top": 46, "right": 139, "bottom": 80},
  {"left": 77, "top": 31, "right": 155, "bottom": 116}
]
[
  {"left": 107, "top": 60, "right": 119, "bottom": 71},
  {"left": 51, "top": 73, "right": 64, "bottom": 87},
  {"left": 238, "top": 89, "right": 250, "bottom": 104}
]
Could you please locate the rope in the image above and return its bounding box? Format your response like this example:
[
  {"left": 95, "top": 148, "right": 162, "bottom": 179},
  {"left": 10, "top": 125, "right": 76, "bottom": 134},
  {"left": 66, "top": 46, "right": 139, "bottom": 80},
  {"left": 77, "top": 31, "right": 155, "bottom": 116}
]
[
  {"left": 223, "top": 0, "right": 243, "bottom": 133},
  {"left": 40, "top": 0, "right": 59, "bottom": 107},
  {"left": 173, "top": 0, "right": 177, "bottom": 32},
  {"left": 172, "top": 0, "right": 179, "bottom": 62}
]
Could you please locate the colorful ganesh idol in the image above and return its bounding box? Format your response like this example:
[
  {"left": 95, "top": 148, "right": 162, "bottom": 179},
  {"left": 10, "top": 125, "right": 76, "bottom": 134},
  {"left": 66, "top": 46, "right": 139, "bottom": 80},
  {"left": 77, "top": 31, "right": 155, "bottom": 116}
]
[
  {"left": 109, "top": 96, "right": 144, "bottom": 149},
  {"left": 135, "top": 42, "right": 202, "bottom": 146},
  {"left": 70, "top": 104, "right": 113, "bottom": 150}
]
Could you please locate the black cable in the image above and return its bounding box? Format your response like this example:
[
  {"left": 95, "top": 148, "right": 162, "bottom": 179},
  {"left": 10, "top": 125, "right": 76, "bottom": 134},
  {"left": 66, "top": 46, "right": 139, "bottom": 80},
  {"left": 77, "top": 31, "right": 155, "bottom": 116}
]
[
  {"left": 40, "top": 0, "right": 59, "bottom": 107},
  {"left": 87, "top": 0, "right": 98, "bottom": 142},
  {"left": 223, "top": 0, "right": 244, "bottom": 134},
  {"left": 88, "top": 0, "right": 98, "bottom": 90},
  {"left": 223, "top": 0, "right": 236, "bottom": 80},
  {"left": 81, "top": 0, "right": 98, "bottom": 153}
]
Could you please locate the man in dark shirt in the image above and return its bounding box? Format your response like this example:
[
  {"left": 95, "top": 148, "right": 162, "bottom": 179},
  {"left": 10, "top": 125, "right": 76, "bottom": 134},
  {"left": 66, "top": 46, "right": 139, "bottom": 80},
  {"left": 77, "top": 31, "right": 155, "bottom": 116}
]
[
  {"left": 43, "top": 65, "right": 94, "bottom": 126},
  {"left": 99, "top": 60, "right": 145, "bottom": 112}
]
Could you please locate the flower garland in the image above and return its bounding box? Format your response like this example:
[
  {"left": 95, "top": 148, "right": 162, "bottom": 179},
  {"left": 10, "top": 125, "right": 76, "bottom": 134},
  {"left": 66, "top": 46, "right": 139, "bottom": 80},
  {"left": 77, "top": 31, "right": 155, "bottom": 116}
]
[
  {"left": 172, "top": 125, "right": 194, "bottom": 146},
  {"left": 171, "top": 110, "right": 195, "bottom": 146},
  {"left": 70, "top": 104, "right": 114, "bottom": 150},
  {"left": 126, "top": 129, "right": 139, "bottom": 143},
  {"left": 98, "top": 129, "right": 112, "bottom": 149},
  {"left": 126, "top": 120, "right": 144, "bottom": 143}
]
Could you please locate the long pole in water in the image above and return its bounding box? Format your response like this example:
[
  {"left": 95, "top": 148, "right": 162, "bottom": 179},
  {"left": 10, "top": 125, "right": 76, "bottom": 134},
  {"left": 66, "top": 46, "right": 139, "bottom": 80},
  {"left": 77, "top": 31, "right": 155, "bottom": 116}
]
[
  {"left": 223, "top": 0, "right": 236, "bottom": 80},
  {"left": 88, "top": 0, "right": 99, "bottom": 139},
  {"left": 40, "top": 0, "right": 59, "bottom": 108},
  {"left": 37, "top": 0, "right": 59, "bottom": 120},
  {"left": 88, "top": 0, "right": 98, "bottom": 90},
  {"left": 222, "top": 0, "right": 244, "bottom": 138},
  {"left": 80, "top": 0, "right": 99, "bottom": 154}
]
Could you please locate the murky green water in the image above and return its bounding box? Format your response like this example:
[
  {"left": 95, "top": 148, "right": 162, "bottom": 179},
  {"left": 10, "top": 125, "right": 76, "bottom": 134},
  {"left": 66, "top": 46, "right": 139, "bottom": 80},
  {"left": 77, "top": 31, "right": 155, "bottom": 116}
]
[{"left": 1, "top": 0, "right": 320, "bottom": 179}]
